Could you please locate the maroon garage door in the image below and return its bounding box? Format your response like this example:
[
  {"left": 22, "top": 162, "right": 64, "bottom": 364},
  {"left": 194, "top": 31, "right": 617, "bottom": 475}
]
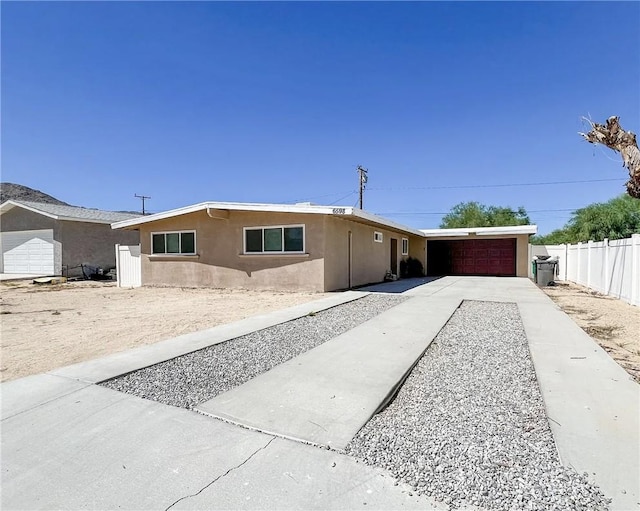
[{"left": 427, "top": 239, "right": 516, "bottom": 276}]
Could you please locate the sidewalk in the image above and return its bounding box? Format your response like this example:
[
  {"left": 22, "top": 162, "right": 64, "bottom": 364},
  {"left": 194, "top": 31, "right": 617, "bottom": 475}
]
[{"left": 2, "top": 277, "right": 638, "bottom": 510}]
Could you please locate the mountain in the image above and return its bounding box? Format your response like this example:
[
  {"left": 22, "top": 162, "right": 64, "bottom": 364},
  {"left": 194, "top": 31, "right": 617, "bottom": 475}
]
[{"left": 0, "top": 183, "right": 70, "bottom": 205}]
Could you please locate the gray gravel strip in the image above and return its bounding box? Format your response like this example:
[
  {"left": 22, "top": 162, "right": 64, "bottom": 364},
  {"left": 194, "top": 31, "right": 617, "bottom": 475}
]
[
  {"left": 345, "top": 300, "right": 611, "bottom": 511},
  {"left": 101, "top": 293, "right": 406, "bottom": 409}
]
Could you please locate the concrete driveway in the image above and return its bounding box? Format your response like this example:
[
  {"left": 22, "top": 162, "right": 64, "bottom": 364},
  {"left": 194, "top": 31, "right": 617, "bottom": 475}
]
[{"left": 1, "top": 277, "right": 638, "bottom": 510}]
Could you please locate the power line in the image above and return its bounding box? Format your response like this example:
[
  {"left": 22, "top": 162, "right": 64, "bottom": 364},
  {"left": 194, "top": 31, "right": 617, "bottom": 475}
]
[
  {"left": 284, "top": 190, "right": 355, "bottom": 204},
  {"left": 284, "top": 177, "right": 624, "bottom": 204},
  {"left": 328, "top": 191, "right": 358, "bottom": 206},
  {"left": 367, "top": 178, "right": 624, "bottom": 192},
  {"left": 376, "top": 208, "right": 582, "bottom": 216}
]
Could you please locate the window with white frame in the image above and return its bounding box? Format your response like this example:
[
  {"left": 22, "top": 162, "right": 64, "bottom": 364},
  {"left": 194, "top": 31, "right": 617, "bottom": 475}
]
[
  {"left": 402, "top": 238, "right": 409, "bottom": 255},
  {"left": 374, "top": 231, "right": 383, "bottom": 243},
  {"left": 151, "top": 231, "right": 196, "bottom": 255},
  {"left": 244, "top": 225, "right": 305, "bottom": 254}
]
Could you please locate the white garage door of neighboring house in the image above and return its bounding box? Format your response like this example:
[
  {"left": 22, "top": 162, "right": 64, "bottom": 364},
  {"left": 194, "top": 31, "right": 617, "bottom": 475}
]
[{"left": 1, "top": 230, "right": 55, "bottom": 274}]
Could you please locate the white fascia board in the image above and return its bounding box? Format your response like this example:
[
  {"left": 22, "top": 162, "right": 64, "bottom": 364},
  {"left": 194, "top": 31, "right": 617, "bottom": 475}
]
[
  {"left": 351, "top": 209, "right": 426, "bottom": 237},
  {"left": 420, "top": 228, "right": 471, "bottom": 238},
  {"left": 111, "top": 202, "right": 209, "bottom": 229},
  {"left": 218, "top": 202, "right": 342, "bottom": 215},
  {"left": 475, "top": 225, "right": 538, "bottom": 235},
  {"left": 111, "top": 202, "right": 348, "bottom": 230},
  {"left": 111, "top": 200, "right": 425, "bottom": 237},
  {"left": 420, "top": 225, "right": 538, "bottom": 237},
  {"left": 0, "top": 200, "right": 59, "bottom": 220}
]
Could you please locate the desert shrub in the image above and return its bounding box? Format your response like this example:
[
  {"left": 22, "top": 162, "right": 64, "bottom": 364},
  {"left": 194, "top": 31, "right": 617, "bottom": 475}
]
[{"left": 400, "top": 256, "right": 424, "bottom": 278}]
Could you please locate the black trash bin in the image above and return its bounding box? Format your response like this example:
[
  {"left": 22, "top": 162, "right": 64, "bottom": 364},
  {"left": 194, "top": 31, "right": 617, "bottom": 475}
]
[{"left": 535, "top": 257, "right": 558, "bottom": 286}]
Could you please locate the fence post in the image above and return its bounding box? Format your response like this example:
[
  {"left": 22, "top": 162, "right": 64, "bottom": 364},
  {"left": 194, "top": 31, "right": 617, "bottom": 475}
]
[
  {"left": 115, "top": 244, "right": 121, "bottom": 288},
  {"left": 587, "top": 240, "right": 593, "bottom": 290},
  {"left": 603, "top": 238, "right": 610, "bottom": 295},
  {"left": 632, "top": 234, "right": 640, "bottom": 306},
  {"left": 576, "top": 242, "right": 582, "bottom": 285},
  {"left": 563, "top": 243, "right": 568, "bottom": 281}
]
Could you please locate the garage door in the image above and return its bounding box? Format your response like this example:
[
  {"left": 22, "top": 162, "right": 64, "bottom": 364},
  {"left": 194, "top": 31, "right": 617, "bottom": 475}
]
[
  {"left": 1, "top": 230, "right": 55, "bottom": 274},
  {"left": 427, "top": 239, "right": 516, "bottom": 276}
]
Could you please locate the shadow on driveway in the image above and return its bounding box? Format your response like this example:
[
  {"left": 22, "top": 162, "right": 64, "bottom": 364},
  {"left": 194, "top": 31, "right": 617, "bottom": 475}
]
[{"left": 357, "top": 276, "right": 443, "bottom": 293}]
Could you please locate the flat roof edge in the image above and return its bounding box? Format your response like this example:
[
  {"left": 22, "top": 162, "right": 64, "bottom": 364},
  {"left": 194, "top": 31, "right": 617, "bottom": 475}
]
[
  {"left": 420, "top": 225, "right": 538, "bottom": 237},
  {"left": 112, "top": 201, "right": 424, "bottom": 236}
]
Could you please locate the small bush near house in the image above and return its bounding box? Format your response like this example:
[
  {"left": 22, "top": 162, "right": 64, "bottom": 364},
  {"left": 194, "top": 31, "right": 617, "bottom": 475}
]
[{"left": 400, "top": 256, "right": 424, "bottom": 278}]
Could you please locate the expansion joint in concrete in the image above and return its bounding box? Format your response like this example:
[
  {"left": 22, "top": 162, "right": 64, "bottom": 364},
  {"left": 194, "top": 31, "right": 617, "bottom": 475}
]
[{"left": 1, "top": 379, "right": 93, "bottom": 422}]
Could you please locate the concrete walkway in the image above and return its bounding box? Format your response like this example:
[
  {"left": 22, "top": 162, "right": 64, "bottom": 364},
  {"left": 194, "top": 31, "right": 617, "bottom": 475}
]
[
  {"left": 2, "top": 277, "right": 638, "bottom": 510},
  {"left": 197, "top": 295, "right": 461, "bottom": 449}
]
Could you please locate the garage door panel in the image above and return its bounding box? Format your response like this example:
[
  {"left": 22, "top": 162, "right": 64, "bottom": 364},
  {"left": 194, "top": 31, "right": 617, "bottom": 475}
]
[
  {"left": 428, "top": 238, "right": 516, "bottom": 277},
  {"left": 2, "top": 230, "right": 55, "bottom": 274}
]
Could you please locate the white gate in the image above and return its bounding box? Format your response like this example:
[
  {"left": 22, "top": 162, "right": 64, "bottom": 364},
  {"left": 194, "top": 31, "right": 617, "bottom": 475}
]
[{"left": 115, "top": 244, "right": 141, "bottom": 288}]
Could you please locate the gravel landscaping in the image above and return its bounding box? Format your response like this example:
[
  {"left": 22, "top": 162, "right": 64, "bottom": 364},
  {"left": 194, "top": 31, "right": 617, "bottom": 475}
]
[
  {"left": 101, "top": 293, "right": 406, "bottom": 408},
  {"left": 345, "top": 300, "right": 611, "bottom": 511}
]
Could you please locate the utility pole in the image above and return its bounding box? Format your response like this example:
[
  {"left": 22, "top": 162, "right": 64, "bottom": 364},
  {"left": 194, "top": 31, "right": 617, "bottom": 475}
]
[
  {"left": 357, "top": 165, "right": 368, "bottom": 209},
  {"left": 134, "top": 194, "right": 151, "bottom": 215}
]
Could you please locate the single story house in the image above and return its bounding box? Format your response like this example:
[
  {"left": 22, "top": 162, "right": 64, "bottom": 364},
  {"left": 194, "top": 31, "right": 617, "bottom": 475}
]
[
  {"left": 112, "top": 201, "right": 538, "bottom": 291},
  {"left": 111, "top": 201, "right": 427, "bottom": 292},
  {"left": 421, "top": 225, "right": 538, "bottom": 278},
  {"left": 0, "top": 200, "right": 140, "bottom": 277}
]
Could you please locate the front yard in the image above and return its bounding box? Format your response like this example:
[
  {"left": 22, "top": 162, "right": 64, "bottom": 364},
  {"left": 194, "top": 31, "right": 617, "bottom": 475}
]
[
  {"left": 542, "top": 281, "right": 640, "bottom": 382},
  {"left": 1, "top": 278, "right": 638, "bottom": 384},
  {"left": 0, "top": 281, "right": 329, "bottom": 382}
]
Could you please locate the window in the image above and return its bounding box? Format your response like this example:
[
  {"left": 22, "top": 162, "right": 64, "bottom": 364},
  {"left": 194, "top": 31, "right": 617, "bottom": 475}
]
[
  {"left": 151, "top": 231, "right": 196, "bottom": 255},
  {"left": 244, "top": 225, "right": 305, "bottom": 254},
  {"left": 374, "top": 231, "right": 383, "bottom": 243},
  {"left": 402, "top": 238, "right": 409, "bottom": 255}
]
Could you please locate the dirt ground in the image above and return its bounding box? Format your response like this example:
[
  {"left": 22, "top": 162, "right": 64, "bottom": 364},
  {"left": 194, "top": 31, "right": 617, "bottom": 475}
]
[
  {"left": 1, "top": 278, "right": 638, "bottom": 384},
  {"left": 542, "top": 281, "right": 640, "bottom": 383},
  {"left": 0, "top": 281, "right": 329, "bottom": 382}
]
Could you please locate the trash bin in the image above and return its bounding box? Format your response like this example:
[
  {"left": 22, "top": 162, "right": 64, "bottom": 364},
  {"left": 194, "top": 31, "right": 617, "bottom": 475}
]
[{"left": 534, "top": 257, "right": 558, "bottom": 286}]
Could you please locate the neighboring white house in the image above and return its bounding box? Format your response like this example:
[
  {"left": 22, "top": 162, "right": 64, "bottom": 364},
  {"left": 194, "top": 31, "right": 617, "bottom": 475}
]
[{"left": 0, "top": 200, "right": 140, "bottom": 276}]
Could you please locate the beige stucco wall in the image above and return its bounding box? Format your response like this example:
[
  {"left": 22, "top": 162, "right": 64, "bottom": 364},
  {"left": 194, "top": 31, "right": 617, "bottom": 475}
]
[
  {"left": 137, "top": 210, "right": 326, "bottom": 292},
  {"left": 424, "top": 233, "right": 531, "bottom": 277},
  {"left": 323, "top": 216, "right": 426, "bottom": 290},
  {"left": 515, "top": 235, "right": 530, "bottom": 276}
]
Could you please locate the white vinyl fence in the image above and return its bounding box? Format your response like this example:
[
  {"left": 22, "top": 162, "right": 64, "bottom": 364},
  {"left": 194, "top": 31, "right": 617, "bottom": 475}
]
[
  {"left": 530, "top": 234, "right": 640, "bottom": 306},
  {"left": 115, "top": 244, "right": 141, "bottom": 288}
]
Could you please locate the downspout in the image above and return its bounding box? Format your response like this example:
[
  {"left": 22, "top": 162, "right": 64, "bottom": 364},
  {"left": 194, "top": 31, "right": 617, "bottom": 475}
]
[{"left": 348, "top": 231, "right": 353, "bottom": 289}]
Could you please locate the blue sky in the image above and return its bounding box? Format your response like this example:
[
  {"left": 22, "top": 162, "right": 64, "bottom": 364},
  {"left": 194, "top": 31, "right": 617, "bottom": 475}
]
[{"left": 2, "top": 2, "right": 639, "bottom": 234}]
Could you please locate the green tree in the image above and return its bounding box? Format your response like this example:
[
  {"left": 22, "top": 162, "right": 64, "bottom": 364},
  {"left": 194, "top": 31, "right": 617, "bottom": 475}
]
[
  {"left": 532, "top": 194, "right": 640, "bottom": 244},
  {"left": 440, "top": 202, "right": 531, "bottom": 228},
  {"left": 530, "top": 228, "right": 574, "bottom": 245}
]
